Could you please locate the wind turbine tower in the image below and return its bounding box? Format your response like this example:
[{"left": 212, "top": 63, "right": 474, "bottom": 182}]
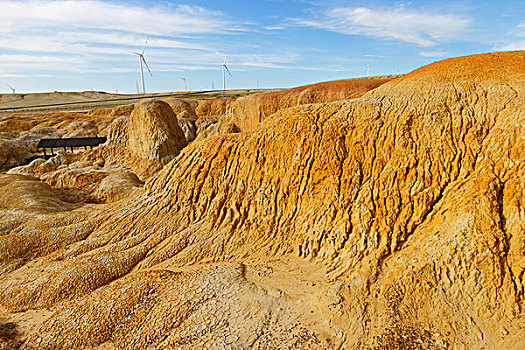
[
  {"left": 222, "top": 50, "right": 232, "bottom": 91},
  {"left": 131, "top": 39, "right": 152, "bottom": 94},
  {"left": 366, "top": 63, "right": 370, "bottom": 76},
  {"left": 179, "top": 72, "right": 187, "bottom": 91},
  {"left": 6, "top": 84, "right": 15, "bottom": 94}
]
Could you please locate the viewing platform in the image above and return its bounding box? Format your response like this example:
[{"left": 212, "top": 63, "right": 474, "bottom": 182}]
[{"left": 36, "top": 137, "right": 107, "bottom": 158}]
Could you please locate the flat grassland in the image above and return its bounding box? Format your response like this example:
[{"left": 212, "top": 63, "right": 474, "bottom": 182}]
[{"left": 0, "top": 89, "right": 278, "bottom": 113}]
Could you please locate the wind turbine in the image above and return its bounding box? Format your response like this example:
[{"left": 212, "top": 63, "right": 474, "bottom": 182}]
[
  {"left": 178, "top": 72, "right": 187, "bottom": 91},
  {"left": 221, "top": 50, "right": 232, "bottom": 91},
  {"left": 6, "top": 84, "right": 15, "bottom": 94},
  {"left": 131, "top": 39, "right": 152, "bottom": 94}
]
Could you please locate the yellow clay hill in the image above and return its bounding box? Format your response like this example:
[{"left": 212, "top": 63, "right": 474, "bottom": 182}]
[{"left": 0, "top": 51, "right": 524, "bottom": 349}]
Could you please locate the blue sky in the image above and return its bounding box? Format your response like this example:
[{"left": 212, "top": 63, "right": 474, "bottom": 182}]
[{"left": 0, "top": 0, "right": 524, "bottom": 93}]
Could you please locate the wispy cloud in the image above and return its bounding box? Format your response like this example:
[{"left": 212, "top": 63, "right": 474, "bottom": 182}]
[
  {"left": 263, "top": 26, "right": 287, "bottom": 31},
  {"left": 0, "top": 0, "right": 234, "bottom": 36},
  {"left": 0, "top": 73, "right": 54, "bottom": 78},
  {"left": 0, "top": 1, "right": 232, "bottom": 57},
  {"left": 494, "top": 22, "right": 525, "bottom": 51},
  {"left": 0, "top": 0, "right": 249, "bottom": 76},
  {"left": 0, "top": 53, "right": 91, "bottom": 74},
  {"left": 0, "top": 32, "right": 210, "bottom": 55},
  {"left": 496, "top": 41, "right": 525, "bottom": 50},
  {"left": 292, "top": 5, "right": 470, "bottom": 47},
  {"left": 419, "top": 51, "right": 448, "bottom": 57},
  {"left": 0, "top": 0, "right": 321, "bottom": 78}
]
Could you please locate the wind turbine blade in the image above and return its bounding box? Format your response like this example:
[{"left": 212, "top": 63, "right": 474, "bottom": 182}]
[
  {"left": 142, "top": 57, "right": 152, "bottom": 76},
  {"left": 141, "top": 38, "right": 148, "bottom": 55},
  {"left": 223, "top": 49, "right": 228, "bottom": 65},
  {"left": 6, "top": 83, "right": 12, "bottom": 89},
  {"left": 225, "top": 65, "right": 232, "bottom": 77},
  {"left": 129, "top": 51, "right": 142, "bottom": 55}
]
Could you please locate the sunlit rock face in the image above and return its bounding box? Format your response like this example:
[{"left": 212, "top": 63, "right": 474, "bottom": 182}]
[
  {"left": 0, "top": 51, "right": 524, "bottom": 350},
  {"left": 126, "top": 99, "right": 187, "bottom": 163},
  {"left": 205, "top": 76, "right": 398, "bottom": 136}
]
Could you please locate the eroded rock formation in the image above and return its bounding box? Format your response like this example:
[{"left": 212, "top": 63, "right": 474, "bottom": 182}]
[
  {"left": 0, "top": 51, "right": 524, "bottom": 349},
  {"left": 163, "top": 98, "right": 234, "bottom": 140},
  {"left": 6, "top": 100, "right": 189, "bottom": 203},
  {"left": 207, "top": 76, "right": 398, "bottom": 135},
  {"left": 0, "top": 108, "right": 119, "bottom": 171}
]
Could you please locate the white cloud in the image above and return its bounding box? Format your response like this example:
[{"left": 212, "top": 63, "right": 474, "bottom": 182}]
[
  {"left": 0, "top": 73, "right": 54, "bottom": 78},
  {"left": 0, "top": 1, "right": 244, "bottom": 74},
  {"left": 0, "top": 73, "right": 34, "bottom": 78},
  {"left": 494, "top": 22, "right": 525, "bottom": 51},
  {"left": 293, "top": 5, "right": 470, "bottom": 47},
  {"left": 264, "top": 26, "right": 287, "bottom": 30},
  {"left": 419, "top": 51, "right": 448, "bottom": 57},
  {"left": 0, "top": 54, "right": 92, "bottom": 75},
  {"left": 0, "top": 32, "right": 210, "bottom": 55},
  {"left": 0, "top": 1, "right": 232, "bottom": 36},
  {"left": 0, "top": 0, "right": 335, "bottom": 78},
  {"left": 496, "top": 41, "right": 525, "bottom": 51},
  {"left": 0, "top": 1, "right": 233, "bottom": 57}
]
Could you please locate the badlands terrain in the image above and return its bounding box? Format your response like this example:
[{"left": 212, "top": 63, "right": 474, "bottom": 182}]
[{"left": 0, "top": 51, "right": 523, "bottom": 349}]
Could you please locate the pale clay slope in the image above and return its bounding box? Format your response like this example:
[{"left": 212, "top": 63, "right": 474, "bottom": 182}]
[{"left": 0, "top": 52, "right": 524, "bottom": 349}]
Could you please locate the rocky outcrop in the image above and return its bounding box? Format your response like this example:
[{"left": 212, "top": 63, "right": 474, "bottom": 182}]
[
  {"left": 164, "top": 98, "right": 197, "bottom": 118},
  {"left": 100, "top": 99, "right": 187, "bottom": 178},
  {"left": 0, "top": 139, "right": 34, "bottom": 171},
  {"left": 92, "top": 171, "right": 142, "bottom": 203},
  {"left": 8, "top": 152, "right": 143, "bottom": 204},
  {"left": 127, "top": 99, "right": 187, "bottom": 162},
  {"left": 0, "top": 52, "right": 524, "bottom": 349},
  {"left": 163, "top": 98, "right": 234, "bottom": 140},
  {"left": 0, "top": 80, "right": 386, "bottom": 173},
  {"left": 7, "top": 100, "right": 184, "bottom": 202},
  {"left": 0, "top": 107, "right": 125, "bottom": 171}
]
